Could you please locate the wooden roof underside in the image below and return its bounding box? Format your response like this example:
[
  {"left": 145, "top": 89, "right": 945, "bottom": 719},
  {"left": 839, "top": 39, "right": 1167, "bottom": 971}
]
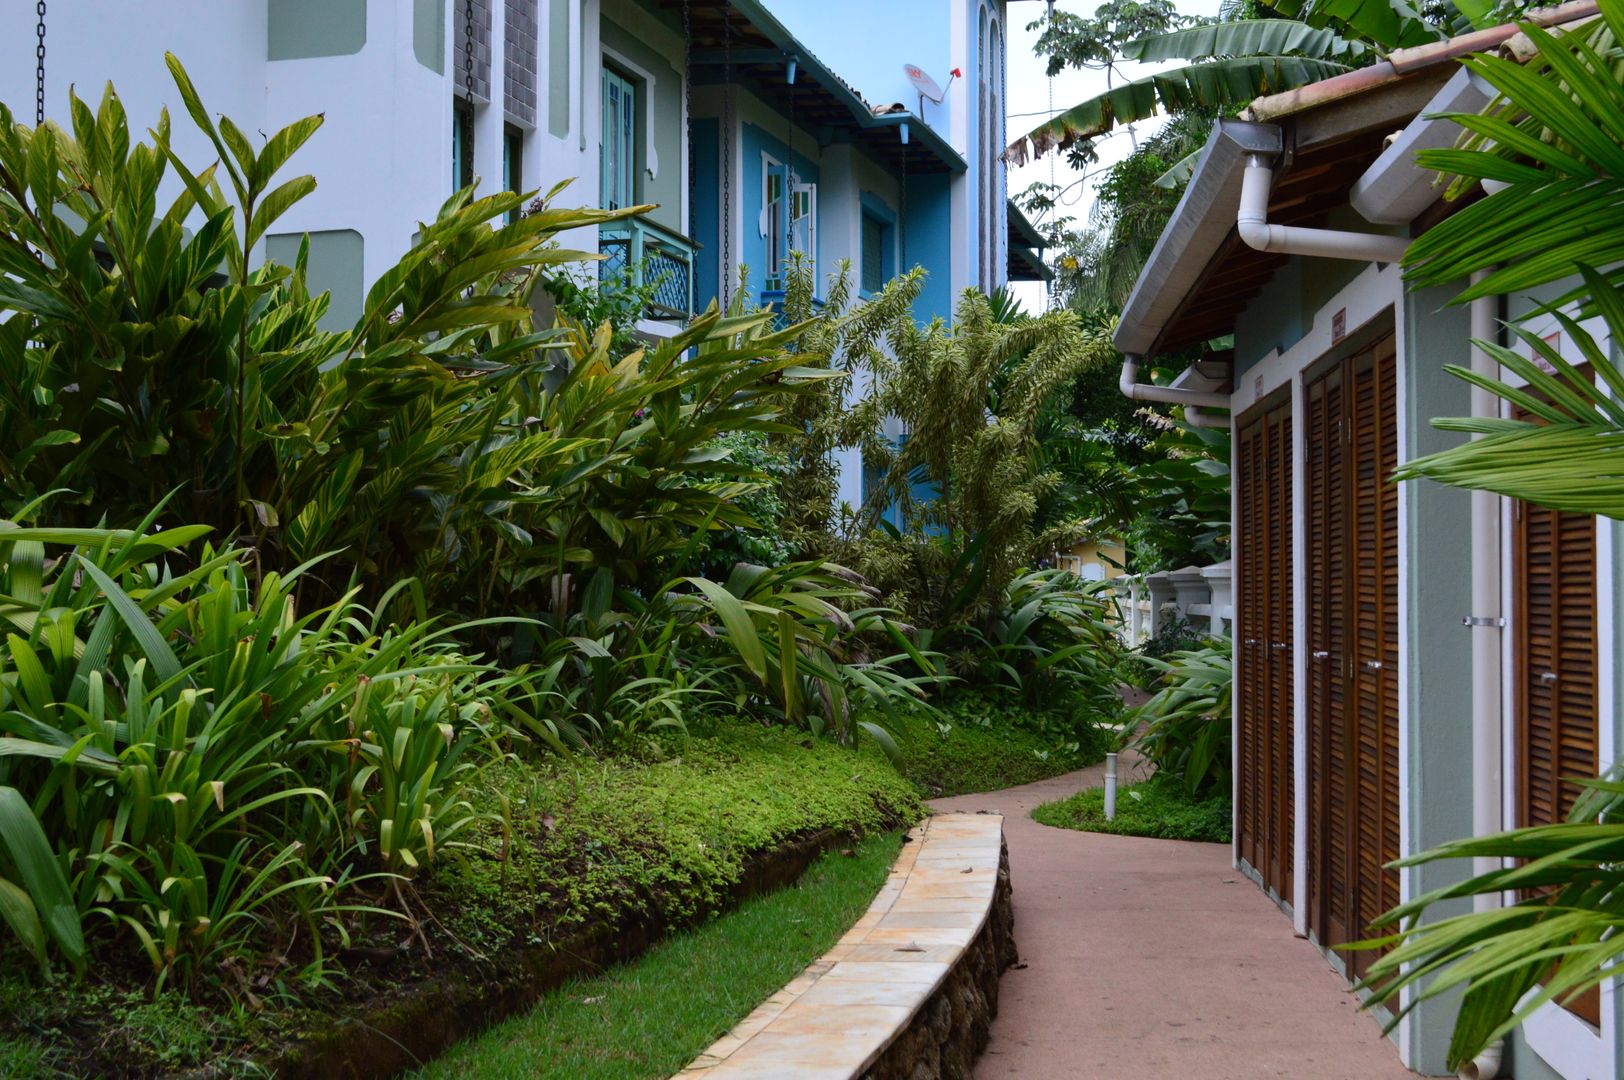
[{"left": 1150, "top": 65, "right": 1456, "bottom": 357}]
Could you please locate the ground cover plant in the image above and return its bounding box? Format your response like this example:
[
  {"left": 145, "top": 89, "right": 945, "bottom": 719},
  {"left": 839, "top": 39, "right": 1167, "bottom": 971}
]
[
  {"left": 1033, "top": 772, "right": 1231, "bottom": 844},
  {"left": 411, "top": 830, "right": 904, "bottom": 1080},
  {"left": 0, "top": 726, "right": 921, "bottom": 1077},
  {"left": 883, "top": 691, "right": 1112, "bottom": 798}
]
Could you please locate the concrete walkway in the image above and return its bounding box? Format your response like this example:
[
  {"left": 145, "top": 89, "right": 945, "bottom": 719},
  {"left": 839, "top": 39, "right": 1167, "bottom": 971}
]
[{"left": 930, "top": 759, "right": 1416, "bottom": 1080}]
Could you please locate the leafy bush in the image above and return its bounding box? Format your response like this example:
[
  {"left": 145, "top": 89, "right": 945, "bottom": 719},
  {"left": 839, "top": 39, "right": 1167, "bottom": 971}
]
[
  {"left": 0, "top": 524, "right": 509, "bottom": 990},
  {"left": 1032, "top": 772, "right": 1231, "bottom": 843},
  {"left": 1129, "top": 636, "right": 1232, "bottom": 797},
  {"left": 882, "top": 691, "right": 1111, "bottom": 797}
]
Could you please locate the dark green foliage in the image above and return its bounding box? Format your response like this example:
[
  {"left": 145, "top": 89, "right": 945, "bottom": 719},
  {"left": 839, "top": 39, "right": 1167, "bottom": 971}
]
[
  {"left": 1130, "top": 637, "right": 1233, "bottom": 797},
  {"left": 1355, "top": 7, "right": 1624, "bottom": 1067},
  {"left": 414, "top": 831, "right": 904, "bottom": 1080},
  {"left": 881, "top": 690, "right": 1113, "bottom": 798},
  {"left": 1032, "top": 772, "right": 1231, "bottom": 843}
]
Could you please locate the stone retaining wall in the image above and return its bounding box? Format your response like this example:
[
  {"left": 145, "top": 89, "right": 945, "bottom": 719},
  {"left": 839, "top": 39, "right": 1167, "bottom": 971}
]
[
  {"left": 860, "top": 836, "right": 1016, "bottom": 1079},
  {"left": 679, "top": 813, "right": 1016, "bottom": 1080}
]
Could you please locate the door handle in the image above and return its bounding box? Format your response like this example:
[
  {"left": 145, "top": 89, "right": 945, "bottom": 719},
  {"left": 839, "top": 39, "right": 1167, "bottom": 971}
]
[
  {"left": 1271, "top": 642, "right": 1290, "bottom": 650},
  {"left": 1539, "top": 671, "right": 1559, "bottom": 684},
  {"left": 1363, "top": 660, "right": 1384, "bottom": 670},
  {"left": 1312, "top": 651, "right": 1330, "bottom": 659}
]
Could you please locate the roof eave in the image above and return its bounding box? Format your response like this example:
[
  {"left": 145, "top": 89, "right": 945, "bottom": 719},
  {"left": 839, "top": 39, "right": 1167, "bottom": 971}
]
[
  {"left": 725, "top": 0, "right": 967, "bottom": 174},
  {"left": 1111, "top": 119, "right": 1282, "bottom": 357}
]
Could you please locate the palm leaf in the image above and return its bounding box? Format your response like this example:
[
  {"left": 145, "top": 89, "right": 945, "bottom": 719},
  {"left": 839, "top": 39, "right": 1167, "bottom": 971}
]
[
  {"left": 1394, "top": 266, "right": 1624, "bottom": 517},
  {"left": 1009, "top": 56, "right": 1348, "bottom": 164},
  {"left": 1403, "top": 18, "right": 1624, "bottom": 308},
  {"left": 1122, "top": 19, "right": 1370, "bottom": 62}
]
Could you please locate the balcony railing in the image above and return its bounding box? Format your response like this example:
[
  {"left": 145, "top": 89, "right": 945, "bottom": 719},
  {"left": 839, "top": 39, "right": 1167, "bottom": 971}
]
[
  {"left": 598, "top": 216, "right": 700, "bottom": 322},
  {"left": 757, "top": 289, "right": 825, "bottom": 327}
]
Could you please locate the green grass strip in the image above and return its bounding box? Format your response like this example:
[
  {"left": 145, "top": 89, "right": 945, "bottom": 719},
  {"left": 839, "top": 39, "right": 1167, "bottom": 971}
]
[
  {"left": 1032, "top": 773, "right": 1232, "bottom": 843},
  {"left": 412, "top": 830, "right": 905, "bottom": 1080}
]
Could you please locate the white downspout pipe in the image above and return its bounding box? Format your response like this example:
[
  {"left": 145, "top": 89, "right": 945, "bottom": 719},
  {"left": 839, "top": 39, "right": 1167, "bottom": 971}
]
[
  {"left": 1237, "top": 155, "right": 1411, "bottom": 264},
  {"left": 1462, "top": 273, "right": 1505, "bottom": 1080},
  {"left": 1118, "top": 154, "right": 1413, "bottom": 421},
  {"left": 1119, "top": 353, "right": 1230, "bottom": 409},
  {"left": 1468, "top": 271, "right": 1504, "bottom": 908}
]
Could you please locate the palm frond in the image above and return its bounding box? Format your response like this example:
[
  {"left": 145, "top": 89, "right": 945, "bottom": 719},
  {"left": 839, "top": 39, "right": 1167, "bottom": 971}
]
[{"left": 1008, "top": 56, "right": 1349, "bottom": 164}]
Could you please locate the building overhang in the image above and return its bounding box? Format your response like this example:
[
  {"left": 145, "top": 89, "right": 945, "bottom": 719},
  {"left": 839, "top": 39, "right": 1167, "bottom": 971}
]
[
  {"left": 684, "top": 0, "right": 967, "bottom": 176},
  {"left": 1112, "top": 0, "right": 1601, "bottom": 366},
  {"left": 1006, "top": 199, "right": 1051, "bottom": 282}
]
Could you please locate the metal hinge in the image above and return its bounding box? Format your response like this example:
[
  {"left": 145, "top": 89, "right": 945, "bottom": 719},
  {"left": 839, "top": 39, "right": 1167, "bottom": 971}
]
[{"left": 1462, "top": 615, "right": 1507, "bottom": 628}]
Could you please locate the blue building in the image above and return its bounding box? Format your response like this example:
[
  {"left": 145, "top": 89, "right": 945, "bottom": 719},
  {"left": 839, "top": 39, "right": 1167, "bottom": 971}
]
[{"left": 582, "top": 0, "right": 1045, "bottom": 327}]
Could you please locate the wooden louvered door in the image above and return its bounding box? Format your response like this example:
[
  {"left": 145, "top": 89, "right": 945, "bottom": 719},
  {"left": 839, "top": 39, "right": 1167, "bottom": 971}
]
[
  {"left": 1513, "top": 390, "right": 1601, "bottom": 1025},
  {"left": 1346, "top": 337, "right": 1401, "bottom": 981},
  {"left": 1236, "top": 395, "right": 1294, "bottom": 902},
  {"left": 1304, "top": 336, "right": 1400, "bottom": 981},
  {"left": 1306, "top": 362, "right": 1351, "bottom": 953}
]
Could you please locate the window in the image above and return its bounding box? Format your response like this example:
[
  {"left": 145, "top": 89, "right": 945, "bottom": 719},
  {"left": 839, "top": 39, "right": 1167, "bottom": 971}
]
[
  {"left": 861, "top": 210, "right": 893, "bottom": 294},
  {"left": 601, "top": 66, "right": 637, "bottom": 211},
  {"left": 763, "top": 157, "right": 785, "bottom": 287},
  {"left": 976, "top": 4, "right": 1004, "bottom": 292},
  {"left": 453, "top": 101, "right": 474, "bottom": 192},
  {"left": 760, "top": 154, "right": 817, "bottom": 290},
  {"left": 503, "top": 124, "right": 524, "bottom": 224}
]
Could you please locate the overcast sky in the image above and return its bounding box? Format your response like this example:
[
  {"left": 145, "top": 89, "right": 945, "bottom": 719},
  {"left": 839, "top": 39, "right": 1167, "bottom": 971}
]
[{"left": 1004, "top": 0, "right": 1224, "bottom": 311}]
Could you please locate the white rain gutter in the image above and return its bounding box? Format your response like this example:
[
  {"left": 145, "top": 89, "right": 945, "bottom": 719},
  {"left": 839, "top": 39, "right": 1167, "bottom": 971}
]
[
  {"left": 1119, "top": 354, "right": 1230, "bottom": 409},
  {"left": 1467, "top": 271, "right": 1504, "bottom": 914},
  {"left": 1237, "top": 155, "right": 1411, "bottom": 264}
]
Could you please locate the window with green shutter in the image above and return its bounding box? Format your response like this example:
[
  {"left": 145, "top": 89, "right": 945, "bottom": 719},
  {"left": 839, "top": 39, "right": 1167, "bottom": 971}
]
[{"left": 601, "top": 67, "right": 637, "bottom": 211}]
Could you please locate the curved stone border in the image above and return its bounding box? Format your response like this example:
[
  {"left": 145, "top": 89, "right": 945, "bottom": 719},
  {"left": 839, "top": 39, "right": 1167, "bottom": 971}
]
[{"left": 679, "top": 813, "right": 1016, "bottom": 1080}]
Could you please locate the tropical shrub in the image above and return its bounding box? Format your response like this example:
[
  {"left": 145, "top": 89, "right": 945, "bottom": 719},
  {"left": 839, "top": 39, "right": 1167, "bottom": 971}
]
[
  {"left": 1130, "top": 636, "right": 1232, "bottom": 797},
  {"left": 845, "top": 290, "right": 1118, "bottom": 625},
  {"left": 0, "top": 523, "right": 510, "bottom": 989},
  {"left": 0, "top": 58, "right": 843, "bottom": 630}
]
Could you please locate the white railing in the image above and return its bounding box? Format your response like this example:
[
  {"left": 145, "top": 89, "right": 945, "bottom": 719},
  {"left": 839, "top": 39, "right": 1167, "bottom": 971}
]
[{"left": 1112, "top": 560, "right": 1232, "bottom": 645}]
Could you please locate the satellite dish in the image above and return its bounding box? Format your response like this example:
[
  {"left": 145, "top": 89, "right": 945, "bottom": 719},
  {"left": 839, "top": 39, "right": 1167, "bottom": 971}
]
[
  {"left": 904, "top": 64, "right": 945, "bottom": 105},
  {"left": 904, "top": 63, "right": 960, "bottom": 117}
]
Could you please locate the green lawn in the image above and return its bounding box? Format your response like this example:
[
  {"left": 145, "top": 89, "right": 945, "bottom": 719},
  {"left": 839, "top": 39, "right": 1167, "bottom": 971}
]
[
  {"left": 411, "top": 830, "right": 905, "bottom": 1080},
  {"left": 1032, "top": 772, "right": 1231, "bottom": 843}
]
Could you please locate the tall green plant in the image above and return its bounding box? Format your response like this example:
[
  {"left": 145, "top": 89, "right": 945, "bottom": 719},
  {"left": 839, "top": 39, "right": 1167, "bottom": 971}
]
[
  {"left": 0, "top": 523, "right": 509, "bottom": 988},
  {"left": 1130, "top": 636, "right": 1232, "bottom": 796},
  {"left": 850, "top": 291, "right": 1118, "bottom": 625}
]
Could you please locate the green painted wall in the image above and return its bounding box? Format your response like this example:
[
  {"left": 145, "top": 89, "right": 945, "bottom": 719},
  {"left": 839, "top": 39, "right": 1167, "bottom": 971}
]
[
  {"left": 548, "top": 0, "right": 572, "bottom": 138},
  {"left": 266, "top": 230, "right": 365, "bottom": 333},
  {"left": 599, "top": 16, "right": 683, "bottom": 234},
  {"left": 1399, "top": 281, "right": 1478, "bottom": 1076},
  {"left": 1234, "top": 259, "right": 1304, "bottom": 374},
  {"left": 267, "top": 0, "right": 367, "bottom": 60},
  {"left": 414, "top": 0, "right": 445, "bottom": 72}
]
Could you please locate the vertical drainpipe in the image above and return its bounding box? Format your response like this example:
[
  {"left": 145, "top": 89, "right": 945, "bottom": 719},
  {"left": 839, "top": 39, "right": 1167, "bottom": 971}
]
[{"left": 1468, "top": 270, "right": 1503, "bottom": 912}]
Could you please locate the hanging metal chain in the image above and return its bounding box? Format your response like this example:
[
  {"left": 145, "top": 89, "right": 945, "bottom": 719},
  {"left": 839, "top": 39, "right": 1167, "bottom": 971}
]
[
  {"left": 463, "top": 0, "right": 476, "bottom": 175},
  {"left": 683, "top": 0, "right": 693, "bottom": 240},
  {"left": 899, "top": 145, "right": 908, "bottom": 274},
  {"left": 35, "top": 1, "right": 47, "bottom": 126},
  {"left": 787, "top": 54, "right": 796, "bottom": 285},
  {"left": 722, "top": 6, "right": 734, "bottom": 307}
]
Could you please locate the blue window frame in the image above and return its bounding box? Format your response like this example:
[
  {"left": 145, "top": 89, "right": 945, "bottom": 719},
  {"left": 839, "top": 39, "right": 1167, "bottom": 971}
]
[
  {"left": 861, "top": 210, "right": 894, "bottom": 294},
  {"left": 503, "top": 124, "right": 524, "bottom": 223},
  {"left": 601, "top": 66, "right": 637, "bottom": 211}
]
